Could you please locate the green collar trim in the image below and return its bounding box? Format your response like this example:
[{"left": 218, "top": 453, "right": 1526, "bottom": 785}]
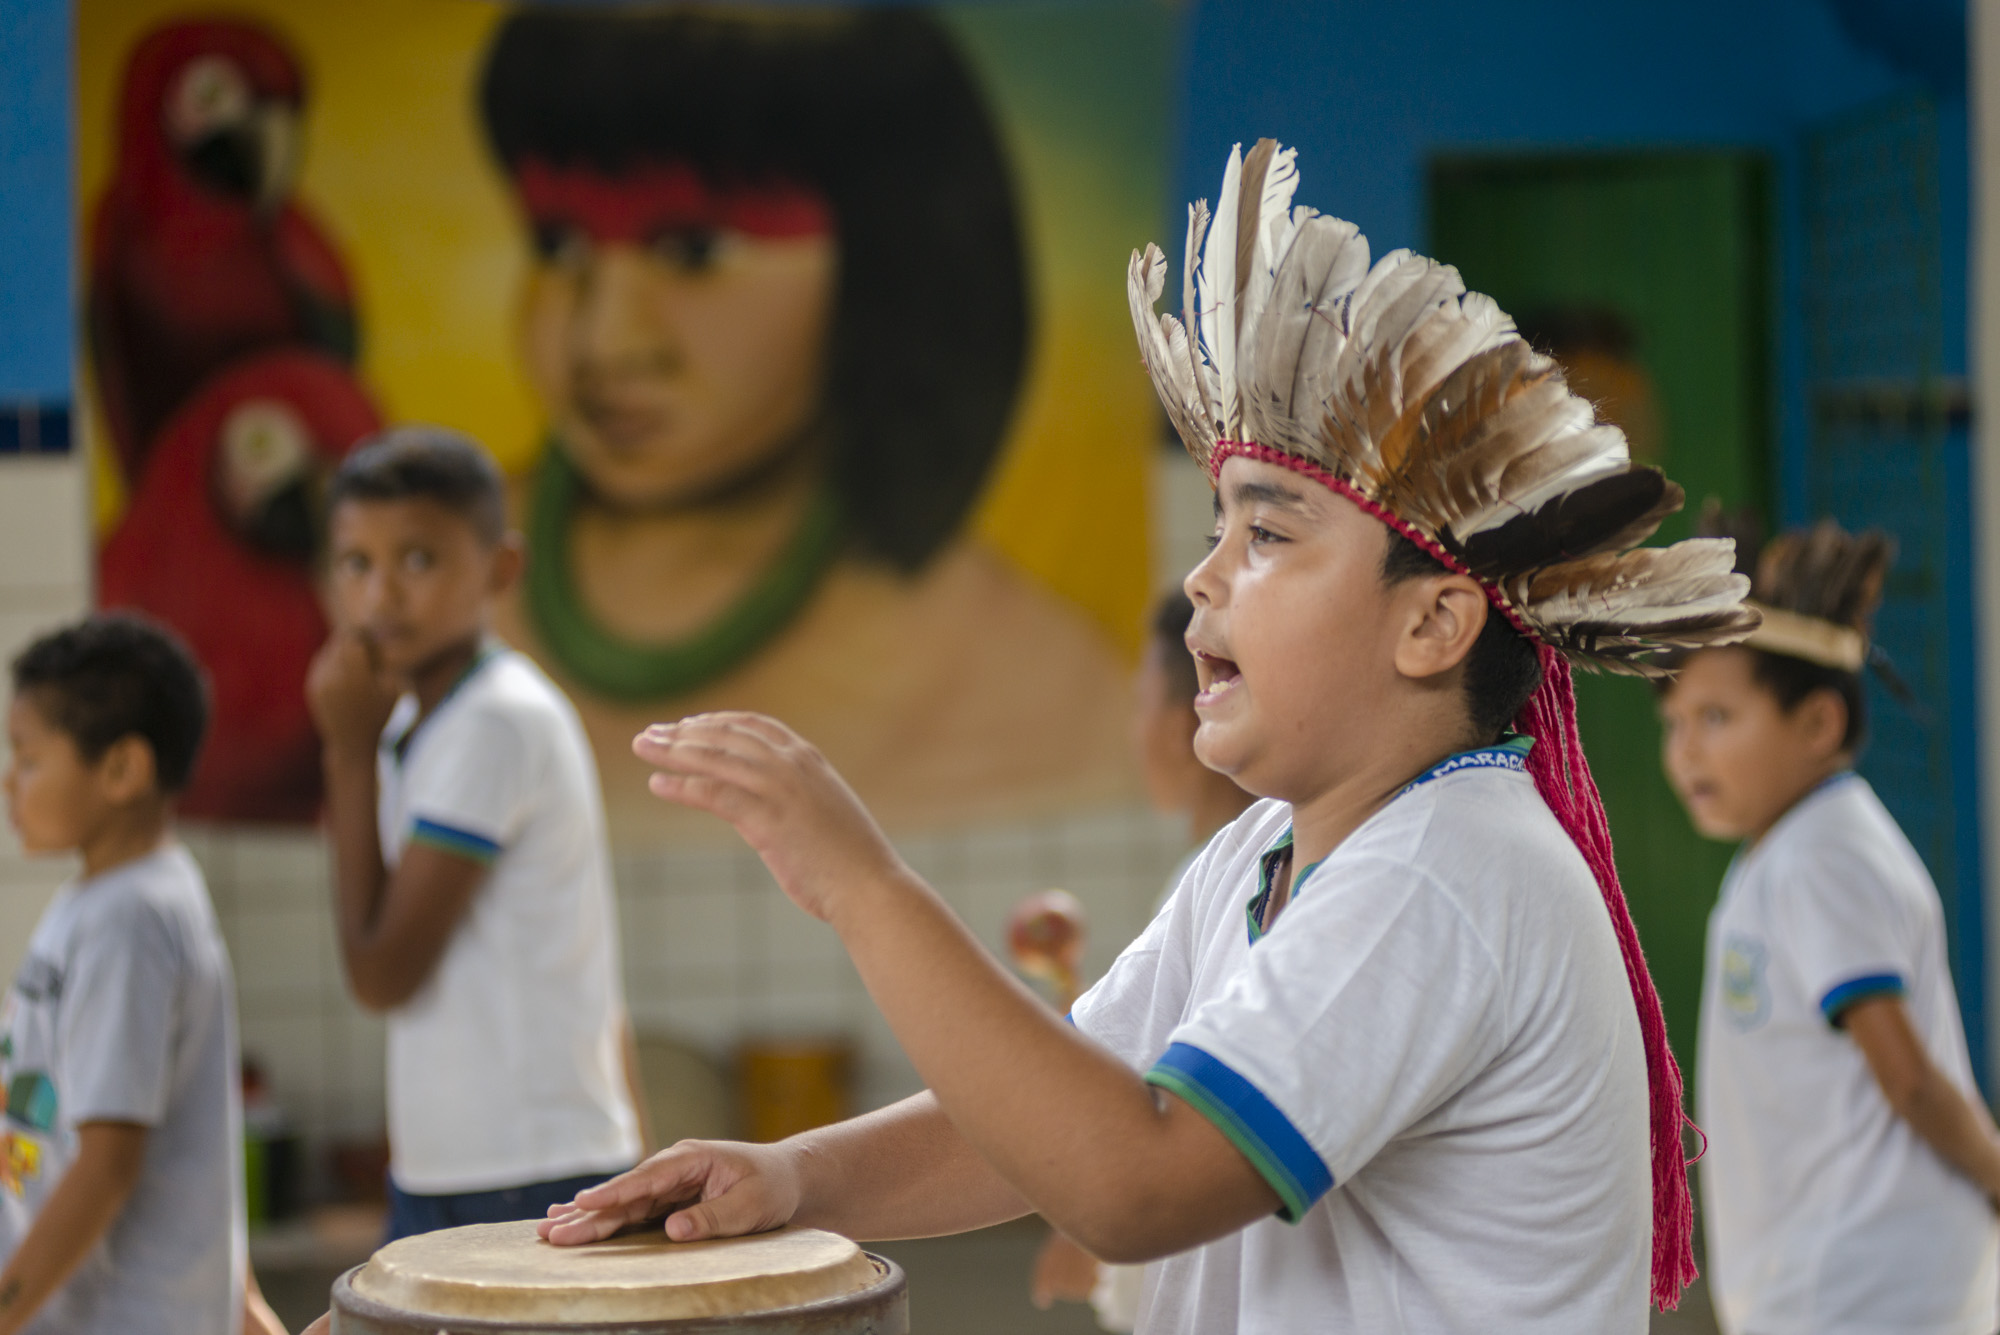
[{"left": 524, "top": 445, "right": 844, "bottom": 702}]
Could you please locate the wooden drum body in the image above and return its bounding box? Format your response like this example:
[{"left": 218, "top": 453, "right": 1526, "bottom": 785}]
[{"left": 329, "top": 1222, "right": 907, "bottom": 1335}]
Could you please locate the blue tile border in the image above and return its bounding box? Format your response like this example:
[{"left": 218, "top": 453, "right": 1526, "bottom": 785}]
[{"left": 0, "top": 401, "right": 71, "bottom": 455}]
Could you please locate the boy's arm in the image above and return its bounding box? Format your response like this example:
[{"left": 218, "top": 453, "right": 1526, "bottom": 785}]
[
  {"left": 554, "top": 717, "right": 1281, "bottom": 1263},
  {"left": 309, "top": 632, "right": 487, "bottom": 1011},
  {"left": 243, "top": 1267, "right": 289, "bottom": 1335},
  {"left": 0, "top": 1122, "right": 148, "bottom": 1335},
  {"left": 546, "top": 1091, "right": 1033, "bottom": 1245},
  {"left": 1844, "top": 996, "right": 2000, "bottom": 1205}
]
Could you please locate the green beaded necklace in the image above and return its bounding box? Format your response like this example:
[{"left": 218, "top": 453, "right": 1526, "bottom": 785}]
[{"left": 524, "top": 445, "right": 844, "bottom": 702}]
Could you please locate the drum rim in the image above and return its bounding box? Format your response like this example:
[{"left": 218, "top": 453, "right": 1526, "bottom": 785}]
[{"left": 329, "top": 1251, "right": 906, "bottom": 1333}]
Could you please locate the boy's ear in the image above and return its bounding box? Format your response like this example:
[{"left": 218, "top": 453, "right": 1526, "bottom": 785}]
[
  {"left": 488, "top": 532, "right": 527, "bottom": 596},
  {"left": 1798, "top": 684, "right": 1850, "bottom": 759},
  {"left": 1393, "top": 573, "right": 1488, "bottom": 683},
  {"left": 96, "top": 734, "right": 159, "bottom": 805}
]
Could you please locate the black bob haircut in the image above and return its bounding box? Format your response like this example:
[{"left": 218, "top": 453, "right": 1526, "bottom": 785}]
[
  {"left": 327, "top": 426, "right": 508, "bottom": 545},
  {"left": 478, "top": 7, "right": 1029, "bottom": 572},
  {"left": 1381, "top": 534, "right": 1543, "bottom": 743},
  {"left": 12, "top": 613, "right": 209, "bottom": 793}
]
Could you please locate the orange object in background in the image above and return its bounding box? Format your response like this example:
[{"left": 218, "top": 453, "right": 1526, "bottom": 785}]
[
  {"left": 1007, "top": 889, "right": 1089, "bottom": 1010},
  {"left": 738, "top": 1040, "right": 853, "bottom": 1144}
]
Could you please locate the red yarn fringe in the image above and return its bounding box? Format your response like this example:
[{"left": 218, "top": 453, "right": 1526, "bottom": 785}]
[
  {"left": 1517, "top": 647, "right": 1699, "bottom": 1310},
  {"left": 1208, "top": 441, "right": 1700, "bottom": 1309}
]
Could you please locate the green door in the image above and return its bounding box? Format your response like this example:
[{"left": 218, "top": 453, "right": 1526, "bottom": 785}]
[{"left": 1430, "top": 153, "right": 1773, "bottom": 1079}]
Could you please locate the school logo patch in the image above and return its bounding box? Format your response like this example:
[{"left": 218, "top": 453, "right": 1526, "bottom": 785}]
[
  {"left": 1721, "top": 935, "right": 1770, "bottom": 1031},
  {"left": 5, "top": 1071, "right": 56, "bottom": 1133}
]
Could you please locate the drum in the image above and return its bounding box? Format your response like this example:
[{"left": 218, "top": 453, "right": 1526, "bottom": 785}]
[{"left": 328, "top": 1221, "right": 908, "bottom": 1334}]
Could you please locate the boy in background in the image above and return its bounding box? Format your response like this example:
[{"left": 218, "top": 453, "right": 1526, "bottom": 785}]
[
  {"left": 0, "top": 614, "right": 282, "bottom": 1334},
  {"left": 1658, "top": 519, "right": 2000, "bottom": 1334},
  {"left": 306, "top": 427, "right": 642, "bottom": 1239},
  {"left": 1031, "top": 589, "right": 1254, "bottom": 1327}
]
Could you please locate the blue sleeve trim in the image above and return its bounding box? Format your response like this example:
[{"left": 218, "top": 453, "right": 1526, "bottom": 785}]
[
  {"left": 409, "top": 817, "right": 502, "bottom": 865},
  {"left": 1144, "top": 1042, "right": 1333, "bottom": 1222},
  {"left": 1820, "top": 972, "right": 1907, "bottom": 1026}
]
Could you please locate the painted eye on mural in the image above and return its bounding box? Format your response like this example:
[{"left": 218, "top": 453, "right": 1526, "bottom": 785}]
[
  {"left": 646, "top": 227, "right": 727, "bottom": 275},
  {"left": 166, "top": 54, "right": 254, "bottom": 147},
  {"left": 530, "top": 222, "right": 591, "bottom": 271}
]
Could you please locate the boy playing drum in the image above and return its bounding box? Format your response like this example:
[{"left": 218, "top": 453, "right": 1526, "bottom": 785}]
[{"left": 541, "top": 142, "right": 1758, "bottom": 1332}]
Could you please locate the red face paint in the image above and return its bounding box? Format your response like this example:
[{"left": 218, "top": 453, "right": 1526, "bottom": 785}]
[{"left": 511, "top": 157, "right": 833, "bottom": 243}]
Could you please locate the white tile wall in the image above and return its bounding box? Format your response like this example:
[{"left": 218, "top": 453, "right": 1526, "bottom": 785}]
[{"left": 0, "top": 455, "right": 92, "bottom": 982}]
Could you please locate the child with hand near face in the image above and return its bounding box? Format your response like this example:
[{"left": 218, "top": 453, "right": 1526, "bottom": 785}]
[
  {"left": 1658, "top": 519, "right": 2000, "bottom": 1335},
  {"left": 0, "top": 615, "right": 285, "bottom": 1335},
  {"left": 305, "top": 427, "right": 643, "bottom": 1241},
  {"left": 535, "top": 142, "right": 1761, "bottom": 1333}
]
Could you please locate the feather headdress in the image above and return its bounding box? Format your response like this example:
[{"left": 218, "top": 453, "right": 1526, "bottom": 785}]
[
  {"left": 1130, "top": 138, "right": 1758, "bottom": 674},
  {"left": 1130, "top": 141, "right": 1758, "bottom": 1310},
  {"left": 1749, "top": 519, "right": 1893, "bottom": 673}
]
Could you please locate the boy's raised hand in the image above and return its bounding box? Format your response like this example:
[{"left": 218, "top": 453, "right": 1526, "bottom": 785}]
[
  {"left": 633, "top": 714, "right": 910, "bottom": 923},
  {"left": 539, "top": 1139, "right": 803, "bottom": 1246},
  {"left": 305, "top": 630, "right": 400, "bottom": 755}
]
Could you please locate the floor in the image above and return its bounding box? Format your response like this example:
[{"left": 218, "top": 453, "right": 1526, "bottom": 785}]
[{"left": 263, "top": 1219, "right": 1722, "bottom": 1333}]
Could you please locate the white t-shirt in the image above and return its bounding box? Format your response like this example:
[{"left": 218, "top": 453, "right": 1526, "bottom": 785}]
[
  {"left": 0, "top": 846, "right": 242, "bottom": 1335},
  {"left": 378, "top": 644, "right": 641, "bottom": 1194},
  {"left": 1697, "top": 772, "right": 1999, "bottom": 1335},
  {"left": 1071, "top": 746, "right": 1651, "bottom": 1334}
]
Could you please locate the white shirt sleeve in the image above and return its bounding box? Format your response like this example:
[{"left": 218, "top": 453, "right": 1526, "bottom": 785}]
[
  {"left": 402, "top": 703, "right": 534, "bottom": 865},
  {"left": 1069, "top": 836, "right": 1222, "bottom": 1069},
  {"left": 57, "top": 896, "right": 181, "bottom": 1126},
  {"left": 1767, "top": 845, "right": 1915, "bottom": 1025},
  {"left": 1148, "top": 856, "right": 1505, "bottom": 1220}
]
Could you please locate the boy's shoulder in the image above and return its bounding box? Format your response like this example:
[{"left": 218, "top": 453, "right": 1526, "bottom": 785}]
[
  {"left": 428, "top": 647, "right": 576, "bottom": 747},
  {"left": 1343, "top": 766, "right": 1580, "bottom": 883},
  {"left": 55, "top": 846, "right": 209, "bottom": 956},
  {"left": 1754, "top": 774, "right": 1934, "bottom": 907}
]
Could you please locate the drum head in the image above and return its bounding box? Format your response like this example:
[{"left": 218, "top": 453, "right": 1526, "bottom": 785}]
[{"left": 349, "top": 1221, "right": 879, "bottom": 1322}]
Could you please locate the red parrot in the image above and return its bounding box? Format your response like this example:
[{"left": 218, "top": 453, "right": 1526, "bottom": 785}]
[
  {"left": 100, "top": 350, "right": 381, "bottom": 822},
  {"left": 89, "top": 18, "right": 357, "bottom": 485}
]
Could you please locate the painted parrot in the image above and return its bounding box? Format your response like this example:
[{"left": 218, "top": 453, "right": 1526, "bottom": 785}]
[
  {"left": 100, "top": 350, "right": 381, "bottom": 823},
  {"left": 89, "top": 18, "right": 357, "bottom": 485}
]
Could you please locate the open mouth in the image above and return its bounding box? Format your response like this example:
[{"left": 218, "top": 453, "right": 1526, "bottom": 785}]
[{"left": 1193, "top": 649, "right": 1242, "bottom": 706}]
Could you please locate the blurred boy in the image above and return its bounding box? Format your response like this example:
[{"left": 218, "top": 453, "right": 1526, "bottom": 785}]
[
  {"left": 306, "top": 427, "right": 641, "bottom": 1240},
  {"left": 1658, "top": 520, "right": 2000, "bottom": 1334},
  {"left": 1031, "top": 589, "right": 1254, "bottom": 1327},
  {"left": 0, "top": 614, "right": 282, "bottom": 1334},
  {"left": 538, "top": 143, "right": 1758, "bottom": 1329}
]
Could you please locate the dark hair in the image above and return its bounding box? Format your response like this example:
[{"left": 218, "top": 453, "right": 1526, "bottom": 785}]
[
  {"left": 11, "top": 613, "right": 209, "bottom": 792},
  {"left": 1150, "top": 589, "right": 1199, "bottom": 705},
  {"left": 1380, "top": 533, "right": 1542, "bottom": 742},
  {"left": 1749, "top": 651, "right": 1867, "bottom": 752},
  {"left": 478, "top": 8, "right": 1028, "bottom": 573},
  {"left": 326, "top": 425, "right": 507, "bottom": 544}
]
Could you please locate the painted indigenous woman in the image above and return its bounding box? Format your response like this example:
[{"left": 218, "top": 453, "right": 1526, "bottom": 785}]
[{"left": 477, "top": 8, "right": 1134, "bottom": 839}]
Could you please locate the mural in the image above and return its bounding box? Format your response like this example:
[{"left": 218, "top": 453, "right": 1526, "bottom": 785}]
[{"left": 79, "top": 1, "right": 1173, "bottom": 838}]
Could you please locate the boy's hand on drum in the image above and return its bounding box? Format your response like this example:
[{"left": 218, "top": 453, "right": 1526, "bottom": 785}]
[
  {"left": 539, "top": 1140, "right": 803, "bottom": 1246},
  {"left": 632, "top": 714, "right": 913, "bottom": 925}
]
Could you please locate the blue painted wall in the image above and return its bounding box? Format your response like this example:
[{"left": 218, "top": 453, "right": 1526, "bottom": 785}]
[{"left": 0, "top": 0, "right": 73, "bottom": 401}]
